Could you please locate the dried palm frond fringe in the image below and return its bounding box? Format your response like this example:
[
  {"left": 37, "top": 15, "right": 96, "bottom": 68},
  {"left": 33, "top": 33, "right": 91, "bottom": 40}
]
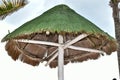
[
  {"left": 0, "top": 0, "right": 28, "bottom": 19},
  {"left": 5, "top": 33, "right": 117, "bottom": 68}
]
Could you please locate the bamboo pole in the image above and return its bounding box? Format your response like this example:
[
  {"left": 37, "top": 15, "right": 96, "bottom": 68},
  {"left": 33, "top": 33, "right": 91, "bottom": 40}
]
[
  {"left": 17, "top": 39, "right": 105, "bottom": 53},
  {"left": 58, "top": 35, "right": 64, "bottom": 80}
]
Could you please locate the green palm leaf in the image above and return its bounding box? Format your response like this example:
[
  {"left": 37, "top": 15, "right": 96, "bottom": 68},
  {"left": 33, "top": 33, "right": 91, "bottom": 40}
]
[{"left": 0, "top": 0, "right": 28, "bottom": 19}]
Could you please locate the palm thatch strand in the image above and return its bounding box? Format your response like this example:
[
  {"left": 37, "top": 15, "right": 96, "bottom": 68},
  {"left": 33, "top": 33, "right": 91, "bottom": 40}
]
[
  {"left": 2, "top": 4, "right": 118, "bottom": 68},
  {"left": 0, "top": 0, "right": 28, "bottom": 19}
]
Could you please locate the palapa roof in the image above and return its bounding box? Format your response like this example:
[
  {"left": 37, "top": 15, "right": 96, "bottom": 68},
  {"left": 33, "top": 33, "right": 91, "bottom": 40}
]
[
  {"left": 1, "top": 4, "right": 114, "bottom": 42},
  {"left": 1, "top": 4, "right": 117, "bottom": 68}
]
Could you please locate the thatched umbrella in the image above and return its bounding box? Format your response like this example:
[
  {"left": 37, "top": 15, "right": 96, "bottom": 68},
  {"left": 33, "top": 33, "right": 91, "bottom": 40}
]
[{"left": 1, "top": 4, "right": 118, "bottom": 80}]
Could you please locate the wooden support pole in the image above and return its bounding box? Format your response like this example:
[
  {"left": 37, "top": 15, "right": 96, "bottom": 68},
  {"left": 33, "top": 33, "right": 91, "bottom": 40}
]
[
  {"left": 58, "top": 35, "right": 64, "bottom": 80},
  {"left": 17, "top": 38, "right": 105, "bottom": 54},
  {"left": 63, "top": 34, "right": 88, "bottom": 49}
]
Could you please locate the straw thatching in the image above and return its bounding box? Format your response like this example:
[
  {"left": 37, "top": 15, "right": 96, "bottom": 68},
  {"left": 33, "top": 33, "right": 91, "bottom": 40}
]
[{"left": 1, "top": 4, "right": 118, "bottom": 68}]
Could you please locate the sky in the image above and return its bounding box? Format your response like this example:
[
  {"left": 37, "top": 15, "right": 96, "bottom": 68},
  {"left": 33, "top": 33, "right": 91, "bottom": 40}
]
[{"left": 0, "top": 0, "right": 119, "bottom": 80}]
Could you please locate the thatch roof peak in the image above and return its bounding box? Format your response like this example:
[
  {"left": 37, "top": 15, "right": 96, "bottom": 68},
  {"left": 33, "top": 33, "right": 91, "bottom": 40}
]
[{"left": 2, "top": 4, "right": 114, "bottom": 42}]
